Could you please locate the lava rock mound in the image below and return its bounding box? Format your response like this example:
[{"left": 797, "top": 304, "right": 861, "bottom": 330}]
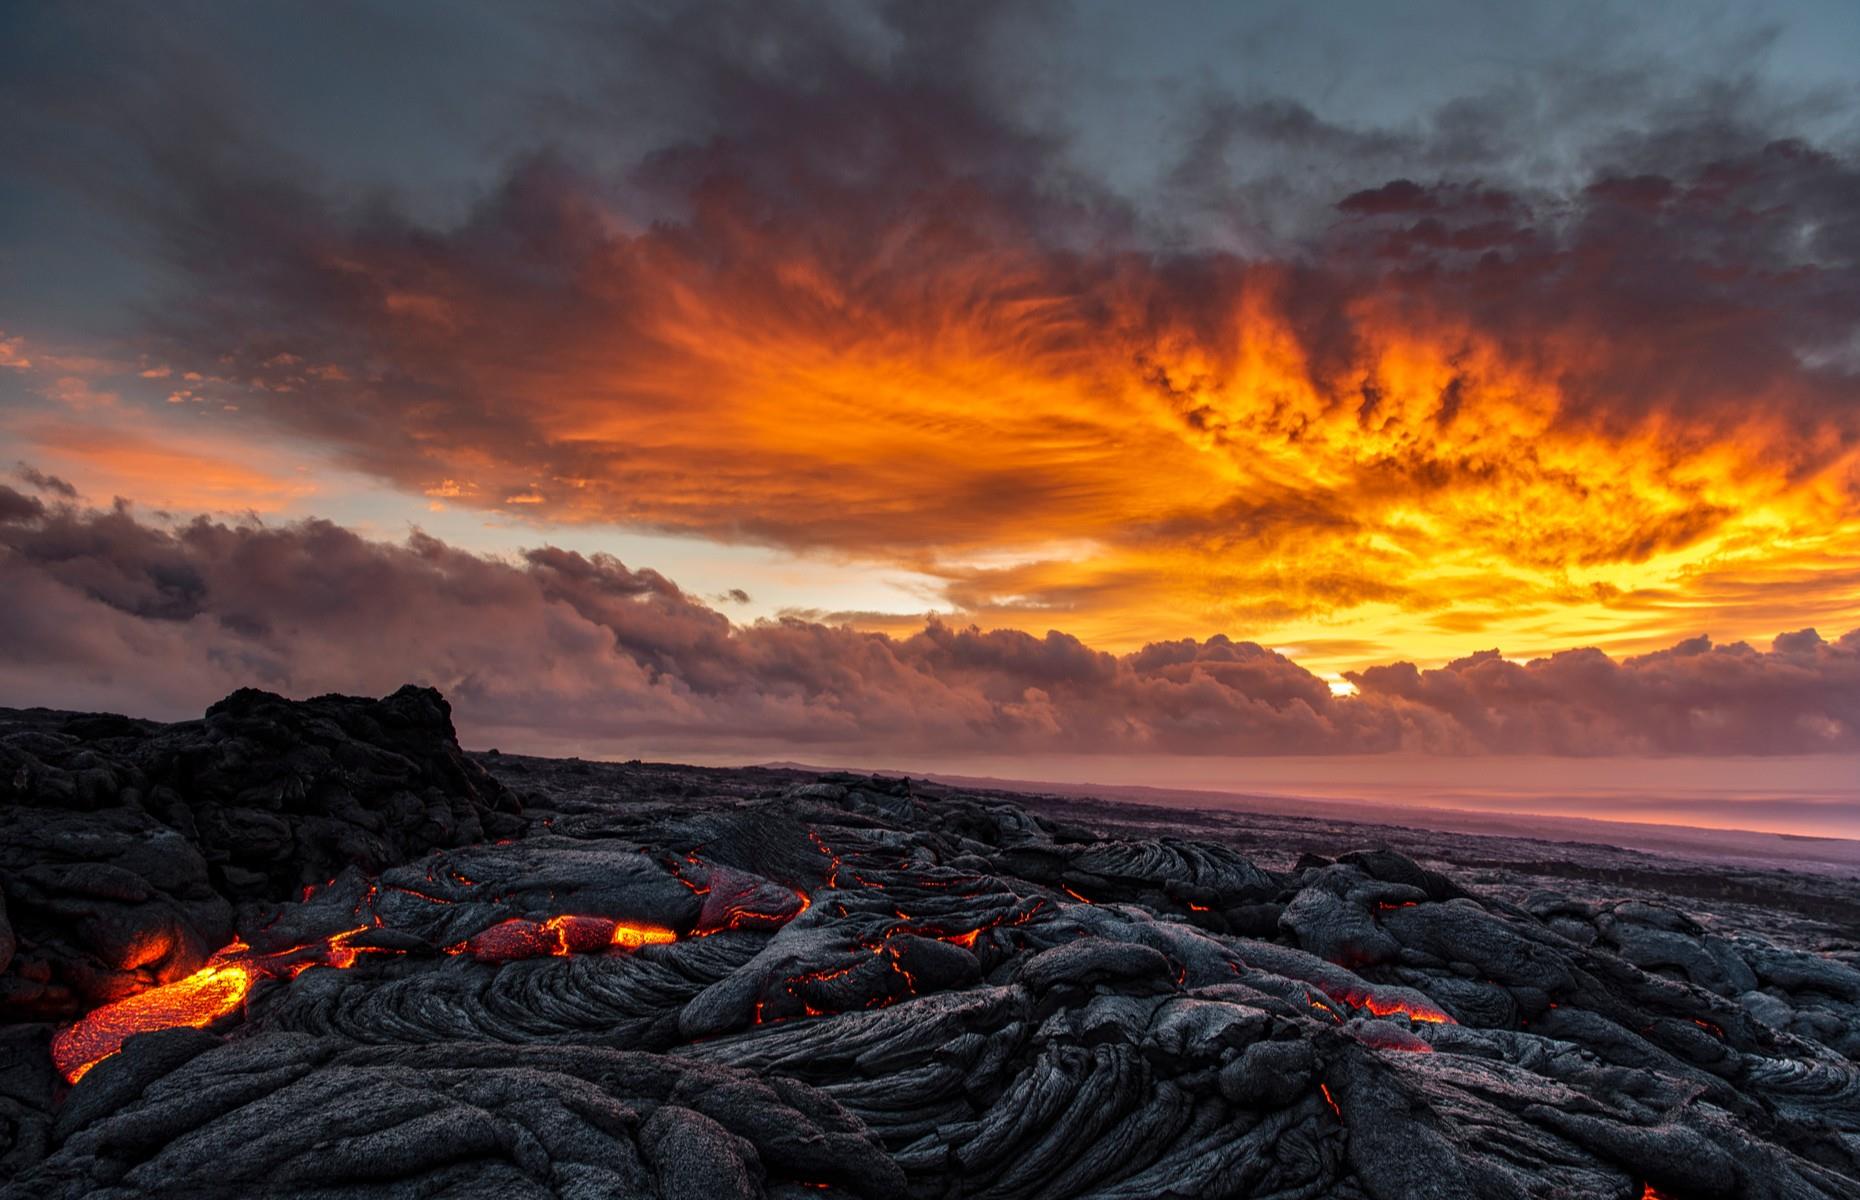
[{"left": 0, "top": 686, "right": 522, "bottom": 1022}]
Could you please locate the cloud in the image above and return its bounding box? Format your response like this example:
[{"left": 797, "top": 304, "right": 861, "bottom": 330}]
[
  {"left": 4, "top": 4, "right": 1859, "bottom": 673},
  {"left": 0, "top": 328, "right": 318, "bottom": 515},
  {"left": 0, "top": 485, "right": 45, "bottom": 523},
  {"left": 122, "top": 20, "right": 1860, "bottom": 662},
  {"left": 1350, "top": 633, "right": 1860, "bottom": 755},
  {"left": 10, "top": 422, "right": 318, "bottom": 514},
  {"left": 1, "top": 502, "right": 1853, "bottom": 758},
  {"left": 0, "top": 332, "right": 31, "bottom": 370},
  {"left": 15, "top": 463, "right": 79, "bottom": 498},
  {"left": 1336, "top": 179, "right": 1443, "bottom": 214}
]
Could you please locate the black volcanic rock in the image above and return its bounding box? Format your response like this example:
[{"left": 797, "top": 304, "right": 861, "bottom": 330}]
[
  {"left": 3, "top": 692, "right": 1859, "bottom": 1197},
  {"left": 0, "top": 686, "right": 521, "bottom": 1019},
  {"left": 25, "top": 1035, "right": 902, "bottom": 1199},
  {"left": 171, "top": 685, "right": 523, "bottom": 897}
]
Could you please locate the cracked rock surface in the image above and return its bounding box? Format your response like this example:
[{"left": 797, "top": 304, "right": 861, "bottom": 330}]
[{"left": 3, "top": 690, "right": 1858, "bottom": 1198}]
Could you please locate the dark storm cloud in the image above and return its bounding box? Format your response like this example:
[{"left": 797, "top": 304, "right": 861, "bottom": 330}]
[
  {"left": 15, "top": 465, "right": 79, "bottom": 499},
  {"left": 2, "top": 502, "right": 1854, "bottom": 756},
  {"left": 1336, "top": 180, "right": 1446, "bottom": 215},
  {"left": 0, "top": 485, "right": 44, "bottom": 524}
]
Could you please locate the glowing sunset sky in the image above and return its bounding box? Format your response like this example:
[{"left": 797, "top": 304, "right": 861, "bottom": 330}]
[{"left": 2, "top": 2, "right": 1857, "bottom": 820}]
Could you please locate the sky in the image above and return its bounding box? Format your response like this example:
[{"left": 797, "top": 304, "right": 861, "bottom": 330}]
[{"left": 2, "top": 2, "right": 1858, "bottom": 829}]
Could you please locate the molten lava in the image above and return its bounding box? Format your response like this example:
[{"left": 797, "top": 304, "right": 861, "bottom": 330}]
[
  {"left": 611, "top": 922, "right": 679, "bottom": 950},
  {"left": 51, "top": 849, "right": 816, "bottom": 1084},
  {"left": 57, "top": 912, "right": 686, "bottom": 1083},
  {"left": 52, "top": 964, "right": 252, "bottom": 1084},
  {"left": 54, "top": 845, "right": 1181, "bottom": 1086},
  {"left": 50, "top": 923, "right": 396, "bottom": 1084}
]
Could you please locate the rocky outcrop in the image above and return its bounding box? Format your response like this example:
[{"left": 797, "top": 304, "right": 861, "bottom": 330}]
[
  {"left": 0, "top": 687, "right": 522, "bottom": 1020},
  {"left": 3, "top": 700, "right": 1857, "bottom": 1197}
]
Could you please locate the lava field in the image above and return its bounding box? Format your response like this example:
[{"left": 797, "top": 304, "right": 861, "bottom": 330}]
[{"left": 2, "top": 688, "right": 1858, "bottom": 1198}]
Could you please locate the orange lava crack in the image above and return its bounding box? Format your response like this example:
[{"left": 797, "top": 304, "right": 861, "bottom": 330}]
[
  {"left": 1320, "top": 984, "right": 1454, "bottom": 1025},
  {"left": 445, "top": 915, "right": 677, "bottom": 961}
]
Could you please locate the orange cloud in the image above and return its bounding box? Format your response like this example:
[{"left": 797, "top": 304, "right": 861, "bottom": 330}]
[
  {"left": 0, "top": 332, "right": 32, "bottom": 370},
  {"left": 1, "top": 330, "right": 316, "bottom": 515},
  {"left": 16, "top": 421, "right": 316, "bottom": 514},
  {"left": 126, "top": 124, "right": 1860, "bottom": 672}
]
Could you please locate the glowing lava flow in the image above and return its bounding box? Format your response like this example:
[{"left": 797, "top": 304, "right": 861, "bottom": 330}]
[
  {"left": 51, "top": 964, "right": 252, "bottom": 1084},
  {"left": 50, "top": 926, "right": 394, "bottom": 1084}
]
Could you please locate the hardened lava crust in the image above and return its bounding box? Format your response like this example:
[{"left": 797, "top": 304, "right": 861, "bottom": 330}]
[{"left": 2, "top": 689, "right": 1858, "bottom": 1198}]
